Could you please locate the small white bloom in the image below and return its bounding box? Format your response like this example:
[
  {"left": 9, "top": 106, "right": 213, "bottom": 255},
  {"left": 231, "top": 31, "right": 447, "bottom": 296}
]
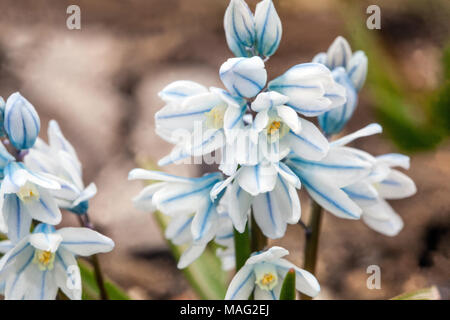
[
  {"left": 254, "top": 0, "right": 282, "bottom": 57},
  {"left": 3, "top": 92, "right": 40, "bottom": 150},
  {"left": 0, "top": 223, "right": 114, "bottom": 300},
  {"left": 268, "top": 63, "right": 346, "bottom": 116},
  {"left": 24, "top": 120, "right": 97, "bottom": 214},
  {"left": 224, "top": 0, "right": 255, "bottom": 57},
  {"left": 225, "top": 246, "right": 320, "bottom": 300},
  {"left": 0, "top": 161, "right": 62, "bottom": 242}
]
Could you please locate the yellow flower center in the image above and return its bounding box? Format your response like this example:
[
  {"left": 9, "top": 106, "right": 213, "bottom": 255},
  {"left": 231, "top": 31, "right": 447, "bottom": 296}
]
[
  {"left": 17, "top": 183, "right": 40, "bottom": 203},
  {"left": 254, "top": 264, "right": 278, "bottom": 291},
  {"left": 267, "top": 121, "right": 281, "bottom": 135},
  {"left": 33, "top": 250, "right": 55, "bottom": 271},
  {"left": 205, "top": 105, "right": 227, "bottom": 129}
]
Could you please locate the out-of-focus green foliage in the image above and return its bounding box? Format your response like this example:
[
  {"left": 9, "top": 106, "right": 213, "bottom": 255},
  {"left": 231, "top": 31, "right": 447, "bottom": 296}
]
[
  {"left": 79, "top": 260, "right": 130, "bottom": 300},
  {"left": 391, "top": 286, "right": 441, "bottom": 300},
  {"left": 340, "top": 1, "right": 449, "bottom": 152}
]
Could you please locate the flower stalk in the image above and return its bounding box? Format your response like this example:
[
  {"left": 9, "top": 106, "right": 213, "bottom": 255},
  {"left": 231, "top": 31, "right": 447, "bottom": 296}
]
[
  {"left": 301, "top": 200, "right": 323, "bottom": 300},
  {"left": 251, "top": 212, "right": 267, "bottom": 253},
  {"left": 77, "top": 214, "right": 109, "bottom": 300}
]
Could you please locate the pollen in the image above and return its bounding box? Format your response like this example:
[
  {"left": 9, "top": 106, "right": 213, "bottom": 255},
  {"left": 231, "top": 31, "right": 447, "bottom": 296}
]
[
  {"left": 267, "top": 121, "right": 281, "bottom": 135},
  {"left": 261, "top": 273, "right": 275, "bottom": 286},
  {"left": 33, "top": 249, "right": 55, "bottom": 271}
]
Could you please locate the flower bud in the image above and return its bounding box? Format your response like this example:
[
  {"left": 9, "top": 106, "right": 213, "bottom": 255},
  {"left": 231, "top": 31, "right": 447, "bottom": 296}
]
[
  {"left": 347, "top": 50, "right": 368, "bottom": 91},
  {"left": 220, "top": 56, "right": 267, "bottom": 98},
  {"left": 4, "top": 92, "right": 40, "bottom": 150},
  {"left": 326, "top": 36, "right": 352, "bottom": 69},
  {"left": 254, "top": 0, "right": 282, "bottom": 57},
  {"left": 224, "top": 0, "right": 255, "bottom": 57}
]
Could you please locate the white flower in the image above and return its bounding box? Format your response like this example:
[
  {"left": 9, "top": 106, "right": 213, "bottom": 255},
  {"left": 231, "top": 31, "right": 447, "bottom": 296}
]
[
  {"left": 24, "top": 120, "right": 97, "bottom": 214},
  {"left": 220, "top": 57, "right": 267, "bottom": 98},
  {"left": 330, "top": 125, "right": 417, "bottom": 236},
  {"left": 268, "top": 63, "right": 346, "bottom": 116},
  {"left": 0, "top": 161, "right": 62, "bottom": 242},
  {"left": 0, "top": 223, "right": 114, "bottom": 300},
  {"left": 3, "top": 92, "right": 40, "bottom": 150},
  {"left": 211, "top": 161, "right": 302, "bottom": 239},
  {"left": 284, "top": 125, "right": 381, "bottom": 220},
  {"left": 129, "top": 169, "right": 226, "bottom": 244},
  {"left": 155, "top": 84, "right": 246, "bottom": 165},
  {"left": 225, "top": 246, "right": 320, "bottom": 300}
]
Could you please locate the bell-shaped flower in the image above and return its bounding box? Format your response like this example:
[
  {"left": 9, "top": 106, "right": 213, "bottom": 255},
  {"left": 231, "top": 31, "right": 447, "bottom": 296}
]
[
  {"left": 212, "top": 160, "right": 302, "bottom": 239},
  {"left": 0, "top": 161, "right": 62, "bottom": 242},
  {"left": 284, "top": 126, "right": 380, "bottom": 220},
  {"left": 155, "top": 84, "right": 246, "bottom": 165},
  {"left": 129, "top": 169, "right": 227, "bottom": 244},
  {"left": 220, "top": 57, "right": 267, "bottom": 98},
  {"left": 4, "top": 92, "right": 40, "bottom": 150},
  {"left": 330, "top": 125, "right": 417, "bottom": 236},
  {"left": 313, "top": 36, "right": 368, "bottom": 135},
  {"left": 24, "top": 120, "right": 97, "bottom": 214},
  {"left": 268, "top": 63, "right": 346, "bottom": 116},
  {"left": 0, "top": 223, "right": 114, "bottom": 300},
  {"left": 251, "top": 91, "right": 330, "bottom": 162},
  {"left": 225, "top": 246, "right": 320, "bottom": 300},
  {"left": 224, "top": 0, "right": 255, "bottom": 57},
  {"left": 254, "top": 0, "right": 282, "bottom": 57}
]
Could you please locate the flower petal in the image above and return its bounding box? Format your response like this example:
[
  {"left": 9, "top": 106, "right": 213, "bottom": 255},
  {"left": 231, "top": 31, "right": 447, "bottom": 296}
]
[
  {"left": 225, "top": 180, "right": 252, "bottom": 233},
  {"left": 246, "top": 246, "right": 289, "bottom": 264},
  {"left": 285, "top": 118, "right": 329, "bottom": 161},
  {"left": 347, "top": 51, "right": 368, "bottom": 91},
  {"left": 377, "top": 169, "right": 417, "bottom": 199},
  {"left": 362, "top": 200, "right": 404, "bottom": 237},
  {"left": 177, "top": 243, "right": 207, "bottom": 269},
  {"left": 54, "top": 247, "right": 82, "bottom": 300},
  {"left": 251, "top": 91, "right": 289, "bottom": 112},
  {"left": 326, "top": 36, "right": 352, "bottom": 69},
  {"left": 3, "top": 194, "right": 32, "bottom": 243},
  {"left": 331, "top": 123, "right": 382, "bottom": 147},
  {"left": 191, "top": 200, "right": 218, "bottom": 243},
  {"left": 224, "top": 0, "right": 255, "bottom": 57},
  {"left": 225, "top": 264, "right": 255, "bottom": 300},
  {"left": 132, "top": 183, "right": 165, "bottom": 212},
  {"left": 237, "top": 163, "right": 277, "bottom": 196},
  {"left": 220, "top": 57, "right": 267, "bottom": 98},
  {"left": 158, "top": 80, "right": 208, "bottom": 103},
  {"left": 23, "top": 187, "right": 62, "bottom": 225},
  {"left": 252, "top": 191, "right": 288, "bottom": 239},
  {"left": 29, "top": 224, "right": 62, "bottom": 252},
  {"left": 254, "top": 0, "right": 282, "bottom": 57},
  {"left": 165, "top": 214, "right": 194, "bottom": 245},
  {"left": 58, "top": 227, "right": 114, "bottom": 256}
]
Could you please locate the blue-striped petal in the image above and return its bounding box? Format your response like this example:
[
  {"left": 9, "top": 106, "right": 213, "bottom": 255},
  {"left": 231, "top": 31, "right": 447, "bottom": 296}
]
[
  {"left": 3, "top": 194, "right": 32, "bottom": 243},
  {"left": 252, "top": 190, "right": 287, "bottom": 239},
  {"left": 220, "top": 57, "right": 267, "bottom": 98},
  {"left": 58, "top": 227, "right": 114, "bottom": 256},
  {"left": 330, "top": 123, "right": 382, "bottom": 147},
  {"left": 268, "top": 63, "right": 346, "bottom": 116},
  {"left": 237, "top": 163, "right": 277, "bottom": 196},
  {"left": 224, "top": 0, "right": 255, "bottom": 57},
  {"left": 22, "top": 186, "right": 62, "bottom": 225},
  {"left": 4, "top": 92, "right": 40, "bottom": 150},
  {"left": 254, "top": 0, "right": 282, "bottom": 57},
  {"left": 326, "top": 36, "right": 352, "bottom": 69},
  {"left": 225, "top": 264, "right": 255, "bottom": 300},
  {"left": 347, "top": 51, "right": 368, "bottom": 91},
  {"left": 191, "top": 199, "right": 218, "bottom": 243},
  {"left": 318, "top": 67, "right": 358, "bottom": 136},
  {"left": 158, "top": 80, "right": 208, "bottom": 103}
]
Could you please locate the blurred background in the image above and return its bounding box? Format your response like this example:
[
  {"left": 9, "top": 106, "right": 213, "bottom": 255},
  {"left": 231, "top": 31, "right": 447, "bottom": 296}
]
[{"left": 0, "top": 0, "right": 448, "bottom": 299}]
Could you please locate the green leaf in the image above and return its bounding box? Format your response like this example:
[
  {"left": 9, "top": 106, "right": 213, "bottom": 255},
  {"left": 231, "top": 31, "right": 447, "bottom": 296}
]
[
  {"left": 279, "top": 268, "right": 296, "bottom": 300},
  {"left": 391, "top": 286, "right": 441, "bottom": 300},
  {"left": 233, "top": 223, "right": 251, "bottom": 272},
  {"left": 78, "top": 260, "right": 130, "bottom": 300},
  {"left": 154, "top": 211, "right": 228, "bottom": 300}
]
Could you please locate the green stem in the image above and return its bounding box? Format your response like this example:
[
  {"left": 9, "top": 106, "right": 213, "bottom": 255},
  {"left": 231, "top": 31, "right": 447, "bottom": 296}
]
[
  {"left": 233, "top": 223, "right": 251, "bottom": 272},
  {"left": 301, "top": 200, "right": 323, "bottom": 300},
  {"left": 77, "top": 214, "right": 109, "bottom": 300},
  {"left": 251, "top": 212, "right": 267, "bottom": 253}
]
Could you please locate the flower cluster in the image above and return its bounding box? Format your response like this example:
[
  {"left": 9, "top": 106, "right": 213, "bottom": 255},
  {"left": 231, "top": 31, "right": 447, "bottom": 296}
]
[
  {"left": 0, "top": 93, "right": 114, "bottom": 300},
  {"left": 130, "top": 0, "right": 416, "bottom": 300}
]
